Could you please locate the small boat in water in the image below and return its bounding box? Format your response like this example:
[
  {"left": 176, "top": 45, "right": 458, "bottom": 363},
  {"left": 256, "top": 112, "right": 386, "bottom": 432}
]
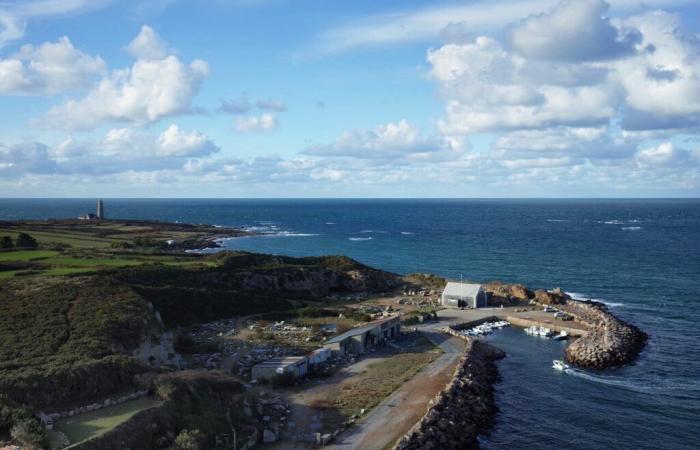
[
  {"left": 552, "top": 359, "right": 570, "bottom": 371},
  {"left": 553, "top": 330, "right": 568, "bottom": 341}
]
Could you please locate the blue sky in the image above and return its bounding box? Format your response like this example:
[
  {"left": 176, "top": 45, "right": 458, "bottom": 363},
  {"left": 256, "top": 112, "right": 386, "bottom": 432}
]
[{"left": 0, "top": 0, "right": 699, "bottom": 197}]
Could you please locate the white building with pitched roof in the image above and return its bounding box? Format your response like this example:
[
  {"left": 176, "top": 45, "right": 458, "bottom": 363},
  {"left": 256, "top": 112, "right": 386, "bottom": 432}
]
[{"left": 441, "top": 282, "right": 487, "bottom": 308}]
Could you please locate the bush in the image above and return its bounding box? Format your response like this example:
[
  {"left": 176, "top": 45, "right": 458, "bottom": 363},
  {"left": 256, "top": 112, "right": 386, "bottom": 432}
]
[
  {"left": 170, "top": 429, "right": 207, "bottom": 450},
  {"left": 10, "top": 419, "right": 46, "bottom": 449},
  {"left": 0, "top": 236, "right": 13, "bottom": 249},
  {"left": 15, "top": 233, "right": 37, "bottom": 249}
]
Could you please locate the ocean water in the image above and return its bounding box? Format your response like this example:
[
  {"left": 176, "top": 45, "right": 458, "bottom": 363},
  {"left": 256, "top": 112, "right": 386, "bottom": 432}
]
[{"left": 1, "top": 198, "right": 699, "bottom": 449}]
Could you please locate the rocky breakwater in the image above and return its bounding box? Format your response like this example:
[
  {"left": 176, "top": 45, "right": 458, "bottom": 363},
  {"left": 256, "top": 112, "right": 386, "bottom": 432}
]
[
  {"left": 394, "top": 337, "right": 505, "bottom": 450},
  {"left": 531, "top": 288, "right": 647, "bottom": 369},
  {"left": 558, "top": 298, "right": 647, "bottom": 369}
]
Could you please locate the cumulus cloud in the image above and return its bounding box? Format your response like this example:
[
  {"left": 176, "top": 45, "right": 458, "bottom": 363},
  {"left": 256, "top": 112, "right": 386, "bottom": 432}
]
[
  {"left": 509, "top": 0, "right": 641, "bottom": 62},
  {"left": 428, "top": 37, "right": 619, "bottom": 134},
  {"left": 616, "top": 11, "right": 700, "bottom": 131},
  {"left": 635, "top": 142, "right": 696, "bottom": 167},
  {"left": 156, "top": 124, "right": 218, "bottom": 157},
  {"left": 124, "top": 25, "right": 170, "bottom": 59},
  {"left": 0, "top": 36, "right": 105, "bottom": 95},
  {"left": 43, "top": 30, "right": 209, "bottom": 130},
  {"left": 305, "top": 120, "right": 466, "bottom": 161},
  {"left": 235, "top": 113, "right": 277, "bottom": 132},
  {"left": 0, "top": 124, "right": 218, "bottom": 178}
]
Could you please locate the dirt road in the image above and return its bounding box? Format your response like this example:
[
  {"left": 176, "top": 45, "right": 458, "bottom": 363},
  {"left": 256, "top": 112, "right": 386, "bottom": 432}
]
[{"left": 323, "top": 330, "right": 464, "bottom": 450}]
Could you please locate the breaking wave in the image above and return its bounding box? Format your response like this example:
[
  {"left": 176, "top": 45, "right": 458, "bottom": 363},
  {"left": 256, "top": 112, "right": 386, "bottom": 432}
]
[
  {"left": 348, "top": 237, "right": 373, "bottom": 241},
  {"left": 567, "top": 291, "right": 624, "bottom": 308}
]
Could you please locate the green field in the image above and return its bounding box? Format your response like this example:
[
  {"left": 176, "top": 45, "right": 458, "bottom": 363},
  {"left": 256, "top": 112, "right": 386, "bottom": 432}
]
[
  {"left": 50, "top": 397, "right": 163, "bottom": 448},
  {"left": 0, "top": 249, "right": 209, "bottom": 279},
  {"left": 0, "top": 250, "right": 59, "bottom": 262}
]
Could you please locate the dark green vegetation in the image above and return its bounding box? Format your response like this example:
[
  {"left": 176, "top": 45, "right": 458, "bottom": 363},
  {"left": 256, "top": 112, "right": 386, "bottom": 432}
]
[
  {"left": 62, "top": 371, "right": 253, "bottom": 450},
  {"left": 0, "top": 219, "right": 400, "bottom": 448}
]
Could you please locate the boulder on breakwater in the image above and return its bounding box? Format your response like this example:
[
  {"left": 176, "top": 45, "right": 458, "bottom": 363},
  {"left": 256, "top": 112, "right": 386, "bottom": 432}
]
[
  {"left": 393, "top": 337, "right": 505, "bottom": 450},
  {"left": 559, "top": 300, "right": 647, "bottom": 369}
]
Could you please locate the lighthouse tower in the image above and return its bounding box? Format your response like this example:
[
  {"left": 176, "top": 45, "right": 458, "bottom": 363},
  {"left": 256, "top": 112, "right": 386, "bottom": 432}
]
[{"left": 96, "top": 199, "right": 104, "bottom": 219}]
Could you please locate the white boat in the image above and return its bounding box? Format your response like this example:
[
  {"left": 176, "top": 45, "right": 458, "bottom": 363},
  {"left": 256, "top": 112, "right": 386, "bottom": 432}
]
[
  {"left": 552, "top": 359, "right": 570, "bottom": 371},
  {"left": 553, "top": 330, "right": 568, "bottom": 341}
]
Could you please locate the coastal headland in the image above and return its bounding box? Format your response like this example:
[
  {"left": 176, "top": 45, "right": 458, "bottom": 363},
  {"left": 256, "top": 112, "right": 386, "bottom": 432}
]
[{"left": 0, "top": 218, "right": 647, "bottom": 450}]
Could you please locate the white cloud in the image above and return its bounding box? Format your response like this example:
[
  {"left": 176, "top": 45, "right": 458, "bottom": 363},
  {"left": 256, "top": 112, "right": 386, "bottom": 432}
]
[
  {"left": 616, "top": 11, "right": 700, "bottom": 130},
  {"left": 219, "top": 97, "right": 251, "bottom": 114},
  {"left": 0, "top": 12, "right": 23, "bottom": 48},
  {"left": 156, "top": 124, "right": 218, "bottom": 157},
  {"left": 235, "top": 113, "right": 277, "bottom": 132},
  {"left": 125, "top": 25, "right": 170, "bottom": 59},
  {"left": 0, "top": 36, "right": 105, "bottom": 95},
  {"left": 314, "top": 0, "right": 693, "bottom": 54},
  {"left": 509, "top": 0, "right": 641, "bottom": 61},
  {"left": 1, "top": 124, "right": 218, "bottom": 178},
  {"left": 428, "top": 37, "right": 619, "bottom": 134},
  {"left": 635, "top": 142, "right": 696, "bottom": 167},
  {"left": 255, "top": 99, "right": 286, "bottom": 112},
  {"left": 44, "top": 55, "right": 209, "bottom": 130},
  {"left": 305, "top": 120, "right": 466, "bottom": 160},
  {"left": 0, "top": 0, "right": 114, "bottom": 47}
]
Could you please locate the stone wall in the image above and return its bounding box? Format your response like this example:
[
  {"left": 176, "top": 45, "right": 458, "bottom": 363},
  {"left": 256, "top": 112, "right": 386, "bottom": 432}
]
[{"left": 393, "top": 333, "right": 505, "bottom": 450}]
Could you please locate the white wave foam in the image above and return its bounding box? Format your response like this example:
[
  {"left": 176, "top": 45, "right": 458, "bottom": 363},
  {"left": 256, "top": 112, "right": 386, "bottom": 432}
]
[
  {"left": 325, "top": 222, "right": 336, "bottom": 225},
  {"left": 622, "top": 226, "right": 641, "bottom": 231},
  {"left": 272, "top": 231, "right": 318, "bottom": 237},
  {"left": 566, "top": 291, "right": 624, "bottom": 308},
  {"left": 565, "top": 369, "right": 700, "bottom": 394},
  {"left": 241, "top": 225, "right": 317, "bottom": 237},
  {"left": 400, "top": 231, "right": 415, "bottom": 235},
  {"left": 547, "top": 219, "right": 568, "bottom": 222},
  {"left": 349, "top": 237, "right": 373, "bottom": 241}
]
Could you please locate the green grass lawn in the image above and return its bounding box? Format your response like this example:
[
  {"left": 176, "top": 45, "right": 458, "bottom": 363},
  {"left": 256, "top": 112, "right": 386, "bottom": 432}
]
[
  {"left": 0, "top": 229, "right": 119, "bottom": 248},
  {"left": 51, "top": 397, "right": 163, "bottom": 448}
]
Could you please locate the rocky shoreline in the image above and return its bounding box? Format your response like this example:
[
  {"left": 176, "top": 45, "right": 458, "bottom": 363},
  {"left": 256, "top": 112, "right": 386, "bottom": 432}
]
[{"left": 393, "top": 336, "right": 505, "bottom": 450}]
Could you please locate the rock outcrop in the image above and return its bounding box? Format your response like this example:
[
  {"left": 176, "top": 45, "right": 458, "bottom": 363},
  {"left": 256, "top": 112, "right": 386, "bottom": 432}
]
[
  {"left": 394, "top": 338, "right": 505, "bottom": 450},
  {"left": 559, "top": 300, "right": 647, "bottom": 369},
  {"left": 483, "top": 282, "right": 534, "bottom": 302}
]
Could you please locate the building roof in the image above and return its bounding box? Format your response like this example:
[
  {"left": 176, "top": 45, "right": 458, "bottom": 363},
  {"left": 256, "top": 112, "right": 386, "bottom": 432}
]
[
  {"left": 442, "top": 282, "right": 482, "bottom": 299},
  {"left": 253, "top": 356, "right": 306, "bottom": 368},
  {"left": 324, "top": 315, "right": 399, "bottom": 344}
]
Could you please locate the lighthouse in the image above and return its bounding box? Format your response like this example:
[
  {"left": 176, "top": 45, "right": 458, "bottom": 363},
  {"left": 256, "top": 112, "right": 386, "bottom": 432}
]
[{"left": 97, "top": 199, "right": 104, "bottom": 219}]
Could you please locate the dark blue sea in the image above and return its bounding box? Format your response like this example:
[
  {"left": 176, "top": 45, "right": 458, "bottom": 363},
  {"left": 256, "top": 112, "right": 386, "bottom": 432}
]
[{"left": 1, "top": 198, "right": 699, "bottom": 449}]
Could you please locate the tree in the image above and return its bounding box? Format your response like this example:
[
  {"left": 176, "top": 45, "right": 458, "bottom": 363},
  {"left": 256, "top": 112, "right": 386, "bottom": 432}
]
[
  {"left": 10, "top": 419, "right": 46, "bottom": 450},
  {"left": 15, "top": 233, "right": 38, "bottom": 249},
  {"left": 0, "top": 236, "right": 13, "bottom": 249},
  {"left": 170, "top": 429, "right": 206, "bottom": 450}
]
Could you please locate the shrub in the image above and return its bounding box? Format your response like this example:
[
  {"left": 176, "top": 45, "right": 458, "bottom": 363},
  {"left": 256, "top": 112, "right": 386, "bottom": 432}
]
[
  {"left": 0, "top": 236, "right": 13, "bottom": 249},
  {"left": 10, "top": 419, "right": 46, "bottom": 450},
  {"left": 171, "top": 429, "right": 206, "bottom": 450},
  {"left": 15, "top": 233, "right": 37, "bottom": 249}
]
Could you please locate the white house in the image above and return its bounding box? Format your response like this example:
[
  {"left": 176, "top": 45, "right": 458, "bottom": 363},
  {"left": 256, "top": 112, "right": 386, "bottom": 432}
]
[{"left": 441, "top": 282, "right": 487, "bottom": 308}]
